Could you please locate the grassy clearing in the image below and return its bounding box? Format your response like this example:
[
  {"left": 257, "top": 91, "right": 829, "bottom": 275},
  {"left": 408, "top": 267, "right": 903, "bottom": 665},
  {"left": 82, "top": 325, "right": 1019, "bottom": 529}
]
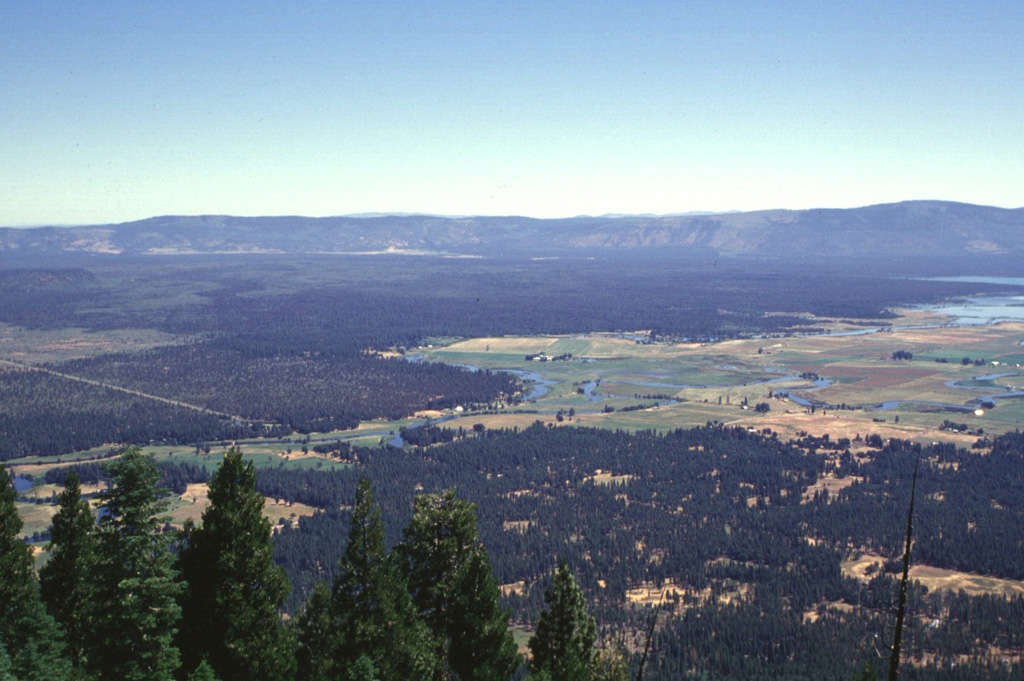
[
  {"left": 148, "top": 447, "right": 354, "bottom": 472},
  {"left": 419, "top": 318, "right": 1024, "bottom": 444},
  {"left": 509, "top": 624, "right": 534, "bottom": 656},
  {"left": 0, "top": 323, "right": 186, "bottom": 364},
  {"left": 10, "top": 444, "right": 350, "bottom": 542},
  {"left": 801, "top": 473, "right": 864, "bottom": 503},
  {"left": 625, "top": 578, "right": 752, "bottom": 612},
  {"left": 841, "top": 551, "right": 1024, "bottom": 598},
  {"left": 802, "top": 600, "right": 855, "bottom": 623},
  {"left": 909, "top": 565, "right": 1024, "bottom": 598},
  {"left": 583, "top": 470, "right": 634, "bottom": 486},
  {"left": 15, "top": 501, "right": 58, "bottom": 539},
  {"left": 166, "top": 482, "right": 320, "bottom": 531},
  {"left": 8, "top": 447, "right": 123, "bottom": 468},
  {"left": 16, "top": 475, "right": 323, "bottom": 542}
]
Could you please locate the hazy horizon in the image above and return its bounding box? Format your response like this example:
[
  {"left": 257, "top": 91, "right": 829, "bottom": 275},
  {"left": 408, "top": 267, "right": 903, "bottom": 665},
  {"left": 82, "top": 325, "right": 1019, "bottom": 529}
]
[{"left": 2, "top": 2, "right": 1022, "bottom": 225}]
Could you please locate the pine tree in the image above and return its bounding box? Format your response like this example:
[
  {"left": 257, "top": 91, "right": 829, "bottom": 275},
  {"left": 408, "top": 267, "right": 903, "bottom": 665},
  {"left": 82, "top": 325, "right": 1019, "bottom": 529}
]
[
  {"left": 330, "top": 478, "right": 435, "bottom": 681},
  {"left": 528, "top": 564, "right": 597, "bottom": 681},
  {"left": 347, "top": 654, "right": 379, "bottom": 681},
  {"left": 86, "top": 448, "right": 181, "bottom": 681},
  {"left": 295, "top": 581, "right": 336, "bottom": 681},
  {"left": 187, "top": 659, "right": 221, "bottom": 681},
  {"left": 0, "top": 642, "right": 13, "bottom": 681},
  {"left": 0, "top": 465, "right": 70, "bottom": 681},
  {"left": 397, "top": 489, "right": 519, "bottom": 681},
  {"left": 177, "top": 448, "right": 295, "bottom": 681},
  {"left": 39, "top": 470, "right": 95, "bottom": 671}
]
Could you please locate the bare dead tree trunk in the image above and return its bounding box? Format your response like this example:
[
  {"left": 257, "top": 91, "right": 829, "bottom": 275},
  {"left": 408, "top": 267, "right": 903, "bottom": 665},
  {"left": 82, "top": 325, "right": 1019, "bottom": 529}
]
[
  {"left": 888, "top": 455, "right": 919, "bottom": 681},
  {"left": 635, "top": 589, "right": 665, "bottom": 681}
]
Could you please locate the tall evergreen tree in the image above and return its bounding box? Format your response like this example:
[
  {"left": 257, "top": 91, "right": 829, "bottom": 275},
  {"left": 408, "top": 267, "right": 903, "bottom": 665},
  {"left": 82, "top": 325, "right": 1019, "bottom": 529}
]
[
  {"left": 0, "top": 641, "right": 13, "bottom": 681},
  {"left": 86, "top": 448, "right": 181, "bottom": 681},
  {"left": 330, "top": 478, "right": 435, "bottom": 681},
  {"left": 39, "top": 470, "right": 95, "bottom": 672},
  {"left": 528, "top": 564, "right": 597, "bottom": 681},
  {"left": 176, "top": 448, "right": 295, "bottom": 681},
  {"left": 296, "top": 581, "right": 336, "bottom": 681},
  {"left": 347, "top": 654, "right": 379, "bottom": 681},
  {"left": 187, "top": 660, "right": 221, "bottom": 681},
  {"left": 397, "top": 489, "right": 519, "bottom": 681},
  {"left": 0, "top": 465, "right": 70, "bottom": 681}
]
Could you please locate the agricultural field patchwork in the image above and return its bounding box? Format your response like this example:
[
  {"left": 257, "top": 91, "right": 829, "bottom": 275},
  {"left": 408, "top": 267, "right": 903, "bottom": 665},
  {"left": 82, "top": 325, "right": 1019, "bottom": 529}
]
[{"left": 417, "top": 313, "right": 1024, "bottom": 445}]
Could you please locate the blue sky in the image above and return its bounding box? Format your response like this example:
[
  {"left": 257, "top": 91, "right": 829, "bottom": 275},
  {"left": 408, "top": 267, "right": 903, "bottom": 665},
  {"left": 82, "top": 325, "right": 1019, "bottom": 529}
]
[{"left": 2, "top": 1, "right": 1022, "bottom": 225}]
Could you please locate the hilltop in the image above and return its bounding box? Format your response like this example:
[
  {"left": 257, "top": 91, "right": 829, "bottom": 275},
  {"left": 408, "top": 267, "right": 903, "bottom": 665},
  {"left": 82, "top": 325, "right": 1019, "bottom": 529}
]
[{"left": 2, "top": 201, "right": 1022, "bottom": 260}]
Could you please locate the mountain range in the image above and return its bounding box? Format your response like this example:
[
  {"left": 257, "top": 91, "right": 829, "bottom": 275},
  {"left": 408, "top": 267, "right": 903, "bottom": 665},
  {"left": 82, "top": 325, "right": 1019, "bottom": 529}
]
[{"left": 1, "top": 201, "right": 1021, "bottom": 259}]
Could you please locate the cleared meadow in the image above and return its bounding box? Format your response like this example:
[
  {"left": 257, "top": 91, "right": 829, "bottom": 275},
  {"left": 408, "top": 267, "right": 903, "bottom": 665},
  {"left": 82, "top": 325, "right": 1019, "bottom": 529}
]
[
  {"left": 842, "top": 552, "right": 1024, "bottom": 598},
  {"left": 420, "top": 317, "right": 1024, "bottom": 444}
]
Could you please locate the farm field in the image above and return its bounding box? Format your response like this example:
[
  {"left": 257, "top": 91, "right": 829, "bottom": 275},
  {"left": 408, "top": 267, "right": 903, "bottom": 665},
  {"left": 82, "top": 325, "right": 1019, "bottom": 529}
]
[
  {"left": 417, "top": 311, "right": 1024, "bottom": 445},
  {"left": 10, "top": 306, "right": 1023, "bottom": 544},
  {"left": 4, "top": 277, "right": 1024, "bottom": 678}
]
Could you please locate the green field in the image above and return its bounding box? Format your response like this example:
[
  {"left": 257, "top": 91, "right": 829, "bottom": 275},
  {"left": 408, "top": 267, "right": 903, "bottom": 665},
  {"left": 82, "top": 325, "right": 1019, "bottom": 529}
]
[
  {"left": 11, "top": 310, "right": 1024, "bottom": 541},
  {"left": 416, "top": 314, "right": 1024, "bottom": 444}
]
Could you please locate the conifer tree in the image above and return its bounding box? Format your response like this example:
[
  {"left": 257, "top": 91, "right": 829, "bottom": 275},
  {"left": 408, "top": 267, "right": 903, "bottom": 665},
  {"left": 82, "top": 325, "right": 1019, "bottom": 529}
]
[
  {"left": 295, "top": 581, "right": 335, "bottom": 681},
  {"left": 528, "top": 564, "right": 597, "bottom": 681},
  {"left": 330, "top": 478, "right": 435, "bottom": 681},
  {"left": 347, "top": 654, "right": 379, "bottom": 681},
  {"left": 39, "top": 470, "right": 95, "bottom": 671},
  {"left": 0, "top": 465, "right": 70, "bottom": 681},
  {"left": 397, "top": 489, "right": 519, "bottom": 681},
  {"left": 187, "top": 659, "right": 221, "bottom": 681},
  {"left": 0, "top": 642, "right": 12, "bottom": 681},
  {"left": 177, "top": 448, "right": 295, "bottom": 681},
  {"left": 86, "top": 448, "right": 181, "bottom": 681}
]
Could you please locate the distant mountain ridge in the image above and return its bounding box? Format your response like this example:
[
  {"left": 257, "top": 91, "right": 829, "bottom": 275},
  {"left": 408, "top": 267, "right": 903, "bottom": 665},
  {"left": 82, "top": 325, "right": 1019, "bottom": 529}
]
[{"left": 1, "top": 201, "right": 1021, "bottom": 259}]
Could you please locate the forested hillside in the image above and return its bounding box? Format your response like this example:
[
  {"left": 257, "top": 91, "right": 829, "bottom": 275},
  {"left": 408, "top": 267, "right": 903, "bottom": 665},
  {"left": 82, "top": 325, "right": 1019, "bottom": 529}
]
[
  {"left": 260, "top": 424, "right": 1024, "bottom": 680},
  {"left": 2, "top": 254, "right": 1015, "bottom": 458},
  {"left": 3, "top": 253, "right": 1023, "bottom": 679},
  {"left": 6, "top": 430, "right": 1023, "bottom": 680}
]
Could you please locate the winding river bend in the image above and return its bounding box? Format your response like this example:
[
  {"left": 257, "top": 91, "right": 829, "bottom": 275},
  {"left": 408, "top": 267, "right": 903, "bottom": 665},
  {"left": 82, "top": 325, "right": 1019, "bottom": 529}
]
[{"left": 396, "top": 289, "right": 1024, "bottom": 435}]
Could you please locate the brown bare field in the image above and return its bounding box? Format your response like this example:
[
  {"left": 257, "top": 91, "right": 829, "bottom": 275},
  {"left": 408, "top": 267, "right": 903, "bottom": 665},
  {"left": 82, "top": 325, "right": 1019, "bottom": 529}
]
[
  {"left": 625, "top": 580, "right": 686, "bottom": 606},
  {"left": 841, "top": 552, "right": 887, "bottom": 583},
  {"left": 841, "top": 551, "right": 1024, "bottom": 598},
  {"left": 168, "top": 482, "right": 319, "bottom": 531},
  {"left": 411, "top": 410, "right": 445, "bottom": 420},
  {"left": 502, "top": 520, "right": 533, "bottom": 533},
  {"left": 583, "top": 470, "right": 634, "bottom": 486},
  {"left": 626, "top": 578, "right": 751, "bottom": 611},
  {"left": 500, "top": 581, "right": 526, "bottom": 597},
  {"left": 442, "top": 337, "right": 561, "bottom": 353},
  {"left": 801, "top": 473, "right": 864, "bottom": 503},
  {"left": 14, "top": 501, "right": 58, "bottom": 538},
  {"left": 454, "top": 412, "right": 565, "bottom": 431},
  {"left": 909, "top": 565, "right": 1024, "bottom": 598},
  {"left": 802, "top": 600, "right": 855, "bottom": 623},
  {"left": 727, "top": 412, "right": 925, "bottom": 445}
]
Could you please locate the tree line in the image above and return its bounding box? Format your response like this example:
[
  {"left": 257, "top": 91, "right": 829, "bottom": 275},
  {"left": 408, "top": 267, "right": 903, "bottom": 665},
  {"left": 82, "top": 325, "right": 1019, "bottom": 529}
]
[
  {"left": 0, "top": 352, "right": 517, "bottom": 459},
  {"left": 263, "top": 424, "right": 1024, "bottom": 680},
  {"left": 2, "top": 448, "right": 619, "bottom": 681}
]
